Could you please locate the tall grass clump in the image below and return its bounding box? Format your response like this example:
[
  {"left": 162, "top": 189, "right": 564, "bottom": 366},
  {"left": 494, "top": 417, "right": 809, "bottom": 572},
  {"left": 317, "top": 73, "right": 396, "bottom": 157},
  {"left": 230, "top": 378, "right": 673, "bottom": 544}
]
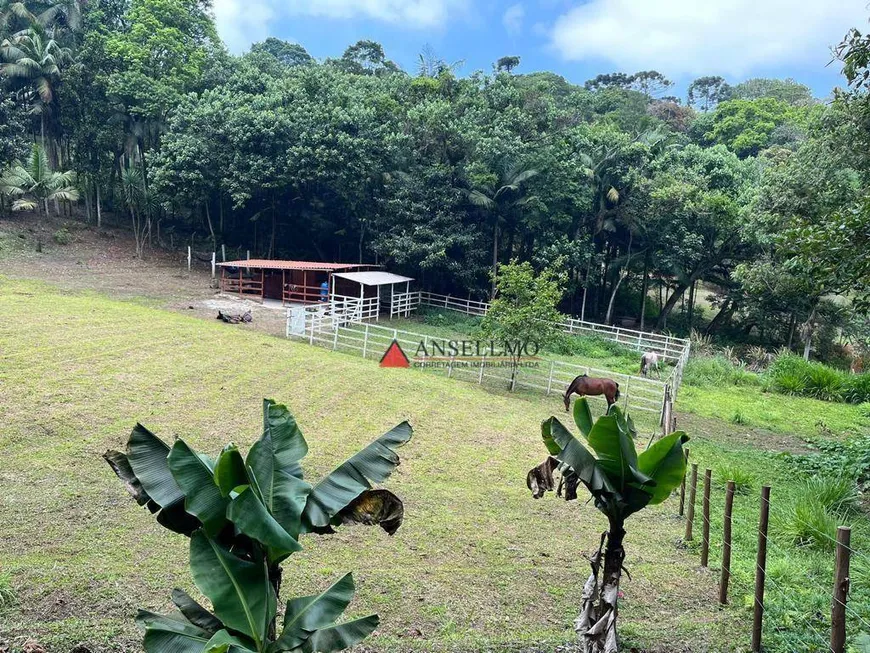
[
  {"left": 843, "top": 373, "right": 870, "bottom": 404},
  {"left": 548, "top": 333, "right": 637, "bottom": 361},
  {"left": 713, "top": 463, "right": 754, "bottom": 495},
  {"left": 683, "top": 355, "right": 760, "bottom": 387},
  {"left": 781, "top": 500, "right": 843, "bottom": 552},
  {"left": 798, "top": 476, "right": 861, "bottom": 514},
  {"left": 766, "top": 353, "right": 868, "bottom": 404},
  {"left": 803, "top": 364, "right": 845, "bottom": 401}
]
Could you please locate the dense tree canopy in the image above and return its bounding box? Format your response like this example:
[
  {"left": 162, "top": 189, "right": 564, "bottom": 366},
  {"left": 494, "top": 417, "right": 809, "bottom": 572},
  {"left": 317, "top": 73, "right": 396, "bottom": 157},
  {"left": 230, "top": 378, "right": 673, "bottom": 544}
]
[{"left": 1, "top": 0, "right": 868, "bottom": 359}]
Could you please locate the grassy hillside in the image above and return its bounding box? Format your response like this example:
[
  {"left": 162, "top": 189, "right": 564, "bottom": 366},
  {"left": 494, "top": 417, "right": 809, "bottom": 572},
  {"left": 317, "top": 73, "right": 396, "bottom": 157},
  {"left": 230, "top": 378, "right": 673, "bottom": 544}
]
[{"left": 0, "top": 276, "right": 867, "bottom": 653}]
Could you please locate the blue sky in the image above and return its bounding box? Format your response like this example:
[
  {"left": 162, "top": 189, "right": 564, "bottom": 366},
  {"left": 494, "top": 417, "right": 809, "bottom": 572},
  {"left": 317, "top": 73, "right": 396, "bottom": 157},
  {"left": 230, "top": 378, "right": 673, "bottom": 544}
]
[{"left": 212, "top": 0, "right": 870, "bottom": 99}]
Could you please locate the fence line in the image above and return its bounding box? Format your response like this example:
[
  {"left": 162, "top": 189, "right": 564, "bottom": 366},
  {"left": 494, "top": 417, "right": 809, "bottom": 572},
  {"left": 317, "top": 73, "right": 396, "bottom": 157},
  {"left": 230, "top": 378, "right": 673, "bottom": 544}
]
[
  {"left": 679, "top": 468, "right": 866, "bottom": 653},
  {"left": 290, "top": 308, "right": 670, "bottom": 416}
]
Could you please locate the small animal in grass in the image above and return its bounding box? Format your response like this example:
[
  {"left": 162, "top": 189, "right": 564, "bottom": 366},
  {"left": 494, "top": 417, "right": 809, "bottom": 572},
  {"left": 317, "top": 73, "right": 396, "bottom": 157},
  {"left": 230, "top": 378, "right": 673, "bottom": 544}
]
[
  {"left": 563, "top": 374, "right": 620, "bottom": 412},
  {"left": 640, "top": 351, "right": 660, "bottom": 378}
]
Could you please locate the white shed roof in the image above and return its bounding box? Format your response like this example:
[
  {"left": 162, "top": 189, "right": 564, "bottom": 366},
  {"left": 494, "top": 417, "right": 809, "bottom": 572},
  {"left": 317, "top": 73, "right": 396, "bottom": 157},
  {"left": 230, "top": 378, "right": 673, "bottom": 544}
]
[{"left": 332, "top": 271, "right": 414, "bottom": 286}]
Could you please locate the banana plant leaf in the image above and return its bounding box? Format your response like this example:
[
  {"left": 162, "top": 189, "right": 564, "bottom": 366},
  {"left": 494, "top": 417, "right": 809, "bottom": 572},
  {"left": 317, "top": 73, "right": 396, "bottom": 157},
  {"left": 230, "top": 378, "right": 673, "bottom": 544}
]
[
  {"left": 168, "top": 441, "right": 228, "bottom": 536},
  {"left": 299, "top": 615, "right": 379, "bottom": 653},
  {"left": 302, "top": 421, "right": 412, "bottom": 532},
  {"left": 543, "top": 418, "right": 616, "bottom": 504},
  {"left": 272, "top": 573, "right": 355, "bottom": 651},
  {"left": 246, "top": 435, "right": 312, "bottom": 539},
  {"left": 226, "top": 485, "right": 302, "bottom": 564},
  {"left": 586, "top": 414, "right": 654, "bottom": 491},
  {"left": 203, "top": 630, "right": 258, "bottom": 653},
  {"left": 637, "top": 431, "right": 690, "bottom": 504},
  {"left": 259, "top": 399, "right": 309, "bottom": 479},
  {"left": 170, "top": 588, "right": 223, "bottom": 635},
  {"left": 127, "top": 424, "right": 184, "bottom": 507},
  {"left": 136, "top": 609, "right": 211, "bottom": 653},
  {"left": 214, "top": 445, "right": 249, "bottom": 497},
  {"left": 572, "top": 398, "right": 594, "bottom": 438},
  {"left": 105, "top": 428, "right": 200, "bottom": 536},
  {"left": 189, "top": 530, "right": 276, "bottom": 651}
]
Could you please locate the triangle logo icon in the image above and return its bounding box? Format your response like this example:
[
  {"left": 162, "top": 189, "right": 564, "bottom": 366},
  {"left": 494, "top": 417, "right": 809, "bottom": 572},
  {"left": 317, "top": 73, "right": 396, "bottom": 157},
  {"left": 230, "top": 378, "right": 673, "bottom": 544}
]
[{"left": 380, "top": 339, "right": 410, "bottom": 368}]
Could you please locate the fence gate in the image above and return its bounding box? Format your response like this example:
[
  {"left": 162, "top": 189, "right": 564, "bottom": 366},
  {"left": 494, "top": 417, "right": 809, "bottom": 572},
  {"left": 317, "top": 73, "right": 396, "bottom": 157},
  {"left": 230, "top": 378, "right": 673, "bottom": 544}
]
[{"left": 286, "top": 306, "right": 307, "bottom": 336}]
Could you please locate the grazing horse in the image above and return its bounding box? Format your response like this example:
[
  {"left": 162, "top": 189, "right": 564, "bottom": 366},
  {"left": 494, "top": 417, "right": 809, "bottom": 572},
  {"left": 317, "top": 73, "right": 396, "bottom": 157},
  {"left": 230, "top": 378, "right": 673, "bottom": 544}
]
[
  {"left": 640, "top": 351, "right": 660, "bottom": 378},
  {"left": 563, "top": 374, "right": 620, "bottom": 411}
]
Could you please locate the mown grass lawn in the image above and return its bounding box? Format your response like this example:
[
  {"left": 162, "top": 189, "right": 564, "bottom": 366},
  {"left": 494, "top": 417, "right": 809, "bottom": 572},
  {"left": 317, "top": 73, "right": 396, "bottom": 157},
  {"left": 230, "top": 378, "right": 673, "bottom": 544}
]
[
  {"left": 0, "top": 278, "right": 733, "bottom": 653},
  {"left": 0, "top": 277, "right": 867, "bottom": 653}
]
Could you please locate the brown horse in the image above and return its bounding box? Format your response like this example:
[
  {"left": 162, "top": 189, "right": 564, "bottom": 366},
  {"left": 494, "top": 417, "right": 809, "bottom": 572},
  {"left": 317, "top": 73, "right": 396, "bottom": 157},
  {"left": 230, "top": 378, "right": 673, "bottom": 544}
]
[{"left": 563, "top": 374, "right": 620, "bottom": 411}]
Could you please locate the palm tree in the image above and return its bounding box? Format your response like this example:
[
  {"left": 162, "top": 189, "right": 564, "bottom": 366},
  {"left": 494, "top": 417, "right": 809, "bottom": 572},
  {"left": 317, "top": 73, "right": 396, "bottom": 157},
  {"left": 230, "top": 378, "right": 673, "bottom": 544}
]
[
  {"left": 36, "top": 0, "right": 83, "bottom": 33},
  {"left": 0, "top": 142, "right": 78, "bottom": 216},
  {"left": 0, "top": 25, "right": 72, "bottom": 149},
  {"left": 0, "top": 0, "right": 34, "bottom": 33},
  {"left": 465, "top": 162, "right": 538, "bottom": 298}
]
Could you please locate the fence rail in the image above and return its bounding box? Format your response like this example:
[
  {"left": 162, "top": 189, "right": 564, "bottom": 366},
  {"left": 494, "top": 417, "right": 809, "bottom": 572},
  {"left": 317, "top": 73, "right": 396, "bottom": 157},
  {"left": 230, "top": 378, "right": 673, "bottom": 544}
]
[{"left": 291, "top": 310, "right": 669, "bottom": 417}]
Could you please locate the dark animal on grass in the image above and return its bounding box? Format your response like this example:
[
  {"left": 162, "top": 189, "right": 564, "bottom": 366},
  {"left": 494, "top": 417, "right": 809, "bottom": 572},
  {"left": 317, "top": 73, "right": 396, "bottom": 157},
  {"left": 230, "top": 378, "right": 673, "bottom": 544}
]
[
  {"left": 640, "top": 351, "right": 660, "bottom": 377},
  {"left": 216, "top": 309, "right": 252, "bottom": 324},
  {"left": 563, "top": 374, "right": 620, "bottom": 411}
]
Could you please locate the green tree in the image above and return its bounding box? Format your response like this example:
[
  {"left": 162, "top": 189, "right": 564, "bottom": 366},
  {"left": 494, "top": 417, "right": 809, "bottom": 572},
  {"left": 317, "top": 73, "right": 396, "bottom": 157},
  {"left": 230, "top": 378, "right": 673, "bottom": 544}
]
[
  {"left": 0, "top": 142, "right": 78, "bottom": 215},
  {"left": 104, "top": 399, "right": 412, "bottom": 653},
  {"left": 706, "top": 97, "right": 810, "bottom": 157},
  {"left": 527, "top": 399, "right": 689, "bottom": 653},
  {"left": 686, "top": 75, "right": 731, "bottom": 111},
  {"left": 732, "top": 77, "right": 815, "bottom": 105},
  {"left": 480, "top": 259, "right": 566, "bottom": 386},
  {"left": 250, "top": 38, "right": 313, "bottom": 67}
]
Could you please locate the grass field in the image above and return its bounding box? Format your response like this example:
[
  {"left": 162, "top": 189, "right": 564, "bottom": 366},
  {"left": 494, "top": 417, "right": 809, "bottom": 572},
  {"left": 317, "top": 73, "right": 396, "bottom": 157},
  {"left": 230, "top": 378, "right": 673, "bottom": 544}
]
[{"left": 1, "top": 276, "right": 868, "bottom": 653}]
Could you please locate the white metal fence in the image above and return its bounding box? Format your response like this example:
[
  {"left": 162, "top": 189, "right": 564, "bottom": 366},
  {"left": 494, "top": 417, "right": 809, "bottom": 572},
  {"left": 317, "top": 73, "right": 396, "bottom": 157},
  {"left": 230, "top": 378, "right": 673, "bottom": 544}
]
[
  {"left": 289, "top": 310, "right": 669, "bottom": 417},
  {"left": 393, "top": 290, "right": 691, "bottom": 395}
]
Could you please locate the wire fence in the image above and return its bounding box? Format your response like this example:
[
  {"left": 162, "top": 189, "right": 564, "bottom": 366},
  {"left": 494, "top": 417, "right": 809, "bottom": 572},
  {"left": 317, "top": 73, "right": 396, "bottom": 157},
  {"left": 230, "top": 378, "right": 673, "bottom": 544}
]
[{"left": 678, "top": 464, "right": 868, "bottom": 653}]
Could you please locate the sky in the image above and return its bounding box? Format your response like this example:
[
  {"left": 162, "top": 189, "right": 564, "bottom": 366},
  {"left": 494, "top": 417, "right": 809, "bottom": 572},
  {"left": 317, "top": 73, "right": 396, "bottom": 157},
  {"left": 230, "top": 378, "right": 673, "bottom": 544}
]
[{"left": 211, "top": 0, "right": 870, "bottom": 99}]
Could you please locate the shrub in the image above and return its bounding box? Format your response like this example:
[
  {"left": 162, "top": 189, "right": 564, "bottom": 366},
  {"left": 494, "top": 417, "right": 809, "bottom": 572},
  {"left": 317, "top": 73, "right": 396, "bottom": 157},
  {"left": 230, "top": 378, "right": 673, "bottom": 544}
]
[
  {"left": 53, "top": 227, "right": 71, "bottom": 245},
  {"left": 787, "top": 434, "right": 870, "bottom": 492},
  {"left": 843, "top": 374, "right": 870, "bottom": 404},
  {"left": 798, "top": 476, "right": 860, "bottom": 514},
  {"left": 730, "top": 409, "right": 748, "bottom": 425},
  {"left": 773, "top": 370, "right": 807, "bottom": 395},
  {"left": 859, "top": 401, "right": 870, "bottom": 418},
  {"left": 780, "top": 500, "right": 842, "bottom": 552},
  {"left": 803, "top": 364, "right": 845, "bottom": 401},
  {"left": 714, "top": 463, "right": 754, "bottom": 495},
  {"left": 683, "top": 355, "right": 760, "bottom": 387}
]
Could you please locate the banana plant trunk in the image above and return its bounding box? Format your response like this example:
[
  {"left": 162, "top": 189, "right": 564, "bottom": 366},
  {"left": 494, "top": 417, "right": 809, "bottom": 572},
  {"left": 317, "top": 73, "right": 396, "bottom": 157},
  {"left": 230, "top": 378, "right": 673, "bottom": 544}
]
[{"left": 576, "top": 520, "right": 625, "bottom": 653}]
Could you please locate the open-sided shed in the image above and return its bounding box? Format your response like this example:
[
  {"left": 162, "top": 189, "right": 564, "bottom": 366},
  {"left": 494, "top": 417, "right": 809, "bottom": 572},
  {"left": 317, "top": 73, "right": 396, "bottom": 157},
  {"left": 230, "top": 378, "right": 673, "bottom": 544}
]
[
  {"left": 217, "top": 259, "right": 378, "bottom": 305},
  {"left": 330, "top": 271, "right": 415, "bottom": 320}
]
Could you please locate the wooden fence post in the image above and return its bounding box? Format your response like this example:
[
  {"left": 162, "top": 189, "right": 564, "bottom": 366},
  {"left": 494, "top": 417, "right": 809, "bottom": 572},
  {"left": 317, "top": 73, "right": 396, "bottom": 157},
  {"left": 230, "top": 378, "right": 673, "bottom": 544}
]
[
  {"left": 211, "top": 252, "right": 216, "bottom": 279},
  {"left": 362, "top": 324, "right": 369, "bottom": 359},
  {"left": 679, "top": 448, "right": 689, "bottom": 516},
  {"left": 831, "top": 526, "right": 852, "bottom": 653},
  {"left": 187, "top": 246, "right": 191, "bottom": 271},
  {"left": 448, "top": 355, "right": 454, "bottom": 378},
  {"left": 701, "top": 468, "right": 712, "bottom": 567},
  {"left": 546, "top": 360, "right": 555, "bottom": 396},
  {"left": 332, "top": 324, "right": 339, "bottom": 350},
  {"left": 685, "top": 463, "right": 698, "bottom": 541},
  {"left": 752, "top": 485, "right": 771, "bottom": 652},
  {"left": 479, "top": 354, "right": 485, "bottom": 384},
  {"left": 719, "top": 480, "right": 735, "bottom": 604}
]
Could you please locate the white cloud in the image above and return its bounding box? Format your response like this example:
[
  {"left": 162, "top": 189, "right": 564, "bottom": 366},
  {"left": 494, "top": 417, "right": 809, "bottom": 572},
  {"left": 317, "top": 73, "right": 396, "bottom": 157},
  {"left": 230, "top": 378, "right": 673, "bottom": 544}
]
[
  {"left": 503, "top": 3, "right": 525, "bottom": 35},
  {"left": 284, "top": 0, "right": 469, "bottom": 29},
  {"left": 550, "top": 0, "right": 867, "bottom": 77},
  {"left": 213, "top": 0, "right": 274, "bottom": 52}
]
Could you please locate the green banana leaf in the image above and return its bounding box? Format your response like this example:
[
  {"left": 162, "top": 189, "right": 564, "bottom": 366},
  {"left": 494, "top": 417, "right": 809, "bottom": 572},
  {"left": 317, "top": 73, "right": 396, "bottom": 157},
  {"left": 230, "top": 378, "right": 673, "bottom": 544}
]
[
  {"left": 259, "top": 399, "right": 309, "bottom": 479},
  {"left": 572, "top": 398, "right": 594, "bottom": 438},
  {"left": 203, "top": 630, "right": 258, "bottom": 653},
  {"left": 127, "top": 424, "right": 184, "bottom": 507},
  {"left": 168, "top": 441, "right": 228, "bottom": 536},
  {"left": 273, "top": 573, "right": 355, "bottom": 651},
  {"left": 247, "top": 432, "right": 312, "bottom": 539},
  {"left": 214, "top": 445, "right": 249, "bottom": 497},
  {"left": 226, "top": 485, "right": 302, "bottom": 563},
  {"left": 170, "top": 588, "right": 223, "bottom": 635},
  {"left": 586, "top": 414, "right": 653, "bottom": 491},
  {"left": 299, "top": 615, "right": 379, "bottom": 653},
  {"left": 302, "top": 421, "right": 412, "bottom": 532},
  {"left": 637, "top": 431, "right": 690, "bottom": 504},
  {"left": 543, "top": 418, "right": 615, "bottom": 501},
  {"left": 189, "top": 530, "right": 276, "bottom": 651},
  {"left": 137, "top": 609, "right": 211, "bottom": 653}
]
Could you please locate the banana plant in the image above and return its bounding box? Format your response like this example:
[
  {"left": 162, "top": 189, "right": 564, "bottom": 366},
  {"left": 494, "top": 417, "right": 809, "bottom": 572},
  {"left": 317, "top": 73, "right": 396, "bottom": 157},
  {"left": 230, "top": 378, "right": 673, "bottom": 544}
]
[
  {"left": 104, "top": 399, "right": 412, "bottom": 653},
  {"left": 526, "top": 399, "right": 688, "bottom": 653}
]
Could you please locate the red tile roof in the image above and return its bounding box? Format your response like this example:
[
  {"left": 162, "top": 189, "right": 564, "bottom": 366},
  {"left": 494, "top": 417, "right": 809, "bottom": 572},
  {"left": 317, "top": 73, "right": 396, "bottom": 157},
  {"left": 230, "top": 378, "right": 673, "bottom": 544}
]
[{"left": 217, "top": 259, "right": 377, "bottom": 271}]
